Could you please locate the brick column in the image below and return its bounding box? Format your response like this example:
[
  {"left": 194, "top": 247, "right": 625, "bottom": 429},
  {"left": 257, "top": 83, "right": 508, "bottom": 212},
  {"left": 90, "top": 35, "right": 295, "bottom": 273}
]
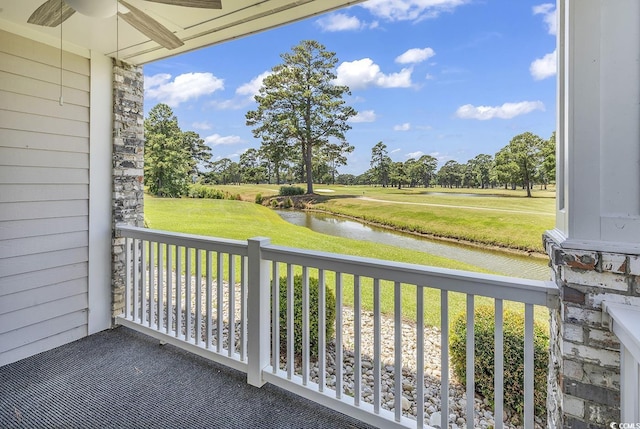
[
  {"left": 111, "top": 59, "right": 144, "bottom": 319},
  {"left": 545, "top": 233, "right": 640, "bottom": 428}
]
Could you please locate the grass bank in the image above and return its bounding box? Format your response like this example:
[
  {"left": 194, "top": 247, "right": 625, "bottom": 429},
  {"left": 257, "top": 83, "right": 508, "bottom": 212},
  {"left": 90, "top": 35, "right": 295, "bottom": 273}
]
[{"left": 145, "top": 196, "right": 548, "bottom": 327}]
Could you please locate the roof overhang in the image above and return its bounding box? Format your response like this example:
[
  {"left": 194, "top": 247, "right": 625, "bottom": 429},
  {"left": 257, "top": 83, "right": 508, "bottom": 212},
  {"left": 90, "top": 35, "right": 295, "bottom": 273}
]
[{"left": 0, "top": 0, "right": 365, "bottom": 65}]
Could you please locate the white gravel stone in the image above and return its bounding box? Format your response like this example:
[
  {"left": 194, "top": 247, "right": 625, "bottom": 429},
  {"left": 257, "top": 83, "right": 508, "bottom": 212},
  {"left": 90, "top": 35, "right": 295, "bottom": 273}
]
[
  {"left": 429, "top": 411, "right": 442, "bottom": 428},
  {"left": 401, "top": 396, "right": 411, "bottom": 411}
]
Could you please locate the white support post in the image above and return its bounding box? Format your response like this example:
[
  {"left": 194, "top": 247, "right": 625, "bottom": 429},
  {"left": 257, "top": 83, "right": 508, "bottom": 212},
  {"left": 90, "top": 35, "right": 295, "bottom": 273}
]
[
  {"left": 335, "top": 272, "right": 343, "bottom": 399},
  {"left": 247, "top": 237, "right": 271, "bottom": 387},
  {"left": 272, "top": 262, "right": 280, "bottom": 374},
  {"left": 553, "top": 0, "right": 640, "bottom": 249},
  {"left": 373, "top": 278, "right": 381, "bottom": 414},
  {"left": 494, "top": 299, "right": 504, "bottom": 429},
  {"left": 466, "top": 294, "right": 475, "bottom": 429},
  {"left": 440, "top": 290, "right": 449, "bottom": 429},
  {"left": 353, "top": 275, "right": 361, "bottom": 406}
]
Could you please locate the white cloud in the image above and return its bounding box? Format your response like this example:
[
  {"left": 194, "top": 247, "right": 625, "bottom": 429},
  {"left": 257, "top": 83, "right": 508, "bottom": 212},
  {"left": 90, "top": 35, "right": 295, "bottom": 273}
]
[
  {"left": 335, "top": 58, "right": 413, "bottom": 90},
  {"left": 145, "top": 72, "right": 224, "bottom": 107},
  {"left": 316, "top": 13, "right": 370, "bottom": 31},
  {"left": 406, "top": 151, "right": 424, "bottom": 159},
  {"left": 533, "top": 3, "right": 556, "bottom": 35},
  {"left": 191, "top": 121, "right": 212, "bottom": 130},
  {"left": 204, "top": 134, "right": 243, "bottom": 146},
  {"left": 530, "top": 49, "right": 557, "bottom": 80},
  {"left": 145, "top": 73, "right": 171, "bottom": 89},
  {"left": 210, "top": 98, "right": 249, "bottom": 110},
  {"left": 361, "top": 0, "right": 470, "bottom": 22},
  {"left": 236, "top": 71, "right": 272, "bottom": 97},
  {"left": 395, "top": 47, "right": 435, "bottom": 64},
  {"left": 425, "top": 73, "right": 435, "bottom": 80},
  {"left": 209, "top": 71, "right": 273, "bottom": 111},
  {"left": 394, "top": 123, "right": 411, "bottom": 131},
  {"left": 390, "top": 148, "right": 402, "bottom": 154},
  {"left": 349, "top": 110, "right": 378, "bottom": 123},
  {"left": 455, "top": 101, "right": 545, "bottom": 120}
]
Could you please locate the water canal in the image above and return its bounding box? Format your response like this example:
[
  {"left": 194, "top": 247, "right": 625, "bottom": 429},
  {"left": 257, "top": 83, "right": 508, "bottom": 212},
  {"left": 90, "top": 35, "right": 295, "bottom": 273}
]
[{"left": 277, "top": 210, "right": 550, "bottom": 281}]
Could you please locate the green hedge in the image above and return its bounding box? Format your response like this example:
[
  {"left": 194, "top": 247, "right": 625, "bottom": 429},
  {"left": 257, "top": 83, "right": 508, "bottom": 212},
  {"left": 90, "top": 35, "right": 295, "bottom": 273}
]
[
  {"left": 450, "top": 305, "right": 549, "bottom": 420},
  {"left": 279, "top": 186, "right": 305, "bottom": 196},
  {"left": 187, "top": 184, "right": 241, "bottom": 200},
  {"left": 188, "top": 184, "right": 225, "bottom": 199},
  {"left": 277, "top": 275, "right": 336, "bottom": 357}
]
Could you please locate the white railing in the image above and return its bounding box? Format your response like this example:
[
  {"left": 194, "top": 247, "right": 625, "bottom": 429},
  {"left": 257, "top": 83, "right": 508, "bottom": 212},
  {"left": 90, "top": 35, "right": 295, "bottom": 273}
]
[
  {"left": 602, "top": 301, "right": 640, "bottom": 422},
  {"left": 116, "top": 225, "right": 249, "bottom": 372},
  {"left": 116, "top": 225, "right": 559, "bottom": 429}
]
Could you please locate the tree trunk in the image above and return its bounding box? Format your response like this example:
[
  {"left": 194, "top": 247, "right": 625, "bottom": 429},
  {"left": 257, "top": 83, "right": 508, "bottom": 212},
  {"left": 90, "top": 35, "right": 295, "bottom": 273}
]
[{"left": 305, "top": 142, "right": 313, "bottom": 194}]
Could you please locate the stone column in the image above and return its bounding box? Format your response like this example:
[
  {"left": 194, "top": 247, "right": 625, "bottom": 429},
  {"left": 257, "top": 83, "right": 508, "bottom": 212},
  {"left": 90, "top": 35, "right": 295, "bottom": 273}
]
[
  {"left": 545, "top": 236, "right": 640, "bottom": 428},
  {"left": 548, "top": 1, "right": 640, "bottom": 427},
  {"left": 111, "top": 59, "right": 144, "bottom": 319}
]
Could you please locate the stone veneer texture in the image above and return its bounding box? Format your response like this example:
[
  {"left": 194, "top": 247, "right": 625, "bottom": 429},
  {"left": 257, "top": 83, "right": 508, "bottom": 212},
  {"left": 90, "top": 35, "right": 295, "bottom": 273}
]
[
  {"left": 545, "top": 233, "right": 640, "bottom": 428},
  {"left": 111, "top": 59, "right": 144, "bottom": 319}
]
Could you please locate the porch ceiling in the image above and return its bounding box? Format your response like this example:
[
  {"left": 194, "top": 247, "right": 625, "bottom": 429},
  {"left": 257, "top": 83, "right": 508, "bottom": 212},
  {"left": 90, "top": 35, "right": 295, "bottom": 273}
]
[{"left": 0, "top": 0, "right": 365, "bottom": 65}]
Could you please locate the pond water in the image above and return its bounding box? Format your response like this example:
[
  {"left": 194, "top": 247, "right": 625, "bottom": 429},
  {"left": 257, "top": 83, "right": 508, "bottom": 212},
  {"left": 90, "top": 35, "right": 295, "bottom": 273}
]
[{"left": 276, "top": 210, "right": 550, "bottom": 281}]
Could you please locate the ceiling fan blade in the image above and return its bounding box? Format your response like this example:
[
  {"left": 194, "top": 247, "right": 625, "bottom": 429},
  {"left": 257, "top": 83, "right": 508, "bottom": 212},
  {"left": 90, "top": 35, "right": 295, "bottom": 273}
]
[
  {"left": 119, "top": 0, "right": 184, "bottom": 50},
  {"left": 28, "top": 0, "right": 76, "bottom": 27},
  {"left": 143, "top": 0, "right": 222, "bottom": 9}
]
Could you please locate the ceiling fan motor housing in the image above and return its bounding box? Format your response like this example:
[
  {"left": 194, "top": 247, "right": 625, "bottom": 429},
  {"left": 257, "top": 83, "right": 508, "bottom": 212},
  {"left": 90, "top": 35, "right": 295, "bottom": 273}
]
[{"left": 65, "top": 0, "right": 117, "bottom": 18}]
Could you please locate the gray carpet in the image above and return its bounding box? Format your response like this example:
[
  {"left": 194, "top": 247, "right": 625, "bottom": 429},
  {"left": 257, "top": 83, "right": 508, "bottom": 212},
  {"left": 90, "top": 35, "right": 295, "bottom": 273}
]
[{"left": 0, "top": 326, "right": 377, "bottom": 429}]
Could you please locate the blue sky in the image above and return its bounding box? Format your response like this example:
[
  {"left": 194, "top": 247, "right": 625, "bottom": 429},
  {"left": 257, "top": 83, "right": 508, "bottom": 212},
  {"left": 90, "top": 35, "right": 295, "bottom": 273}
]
[{"left": 143, "top": 0, "right": 557, "bottom": 175}]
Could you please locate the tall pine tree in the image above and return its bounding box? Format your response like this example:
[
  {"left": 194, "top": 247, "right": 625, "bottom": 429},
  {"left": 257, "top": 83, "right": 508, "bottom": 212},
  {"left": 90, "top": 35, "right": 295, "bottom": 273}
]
[{"left": 246, "top": 40, "right": 356, "bottom": 194}]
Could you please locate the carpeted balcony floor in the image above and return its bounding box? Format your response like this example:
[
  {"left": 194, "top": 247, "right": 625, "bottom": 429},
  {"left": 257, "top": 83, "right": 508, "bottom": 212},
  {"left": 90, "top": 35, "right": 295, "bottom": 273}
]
[{"left": 0, "top": 326, "right": 376, "bottom": 429}]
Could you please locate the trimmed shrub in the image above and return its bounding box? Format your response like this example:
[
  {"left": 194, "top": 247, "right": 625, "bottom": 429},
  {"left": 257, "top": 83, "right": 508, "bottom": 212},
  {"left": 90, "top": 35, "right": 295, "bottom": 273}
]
[
  {"left": 283, "top": 197, "right": 293, "bottom": 209},
  {"left": 279, "top": 186, "right": 305, "bottom": 196},
  {"left": 277, "top": 275, "right": 336, "bottom": 357},
  {"left": 187, "top": 184, "right": 225, "bottom": 199},
  {"left": 450, "top": 305, "right": 549, "bottom": 420},
  {"left": 187, "top": 184, "right": 242, "bottom": 201},
  {"left": 255, "top": 193, "right": 263, "bottom": 204}
]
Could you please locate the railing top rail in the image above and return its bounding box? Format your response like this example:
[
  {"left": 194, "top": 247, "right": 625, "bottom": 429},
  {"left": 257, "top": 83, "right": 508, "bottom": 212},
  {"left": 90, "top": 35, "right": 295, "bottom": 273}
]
[
  {"left": 262, "top": 243, "right": 559, "bottom": 308},
  {"left": 115, "top": 225, "right": 558, "bottom": 307},
  {"left": 116, "top": 224, "right": 249, "bottom": 256}
]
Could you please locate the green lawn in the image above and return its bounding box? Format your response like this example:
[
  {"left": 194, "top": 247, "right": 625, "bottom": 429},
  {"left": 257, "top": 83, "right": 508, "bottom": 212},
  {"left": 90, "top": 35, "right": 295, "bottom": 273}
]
[{"left": 145, "top": 195, "right": 549, "bottom": 327}]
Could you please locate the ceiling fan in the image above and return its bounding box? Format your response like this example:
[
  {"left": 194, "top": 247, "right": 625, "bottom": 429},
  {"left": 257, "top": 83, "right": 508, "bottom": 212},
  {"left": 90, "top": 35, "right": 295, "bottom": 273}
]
[{"left": 27, "top": 0, "right": 222, "bottom": 50}]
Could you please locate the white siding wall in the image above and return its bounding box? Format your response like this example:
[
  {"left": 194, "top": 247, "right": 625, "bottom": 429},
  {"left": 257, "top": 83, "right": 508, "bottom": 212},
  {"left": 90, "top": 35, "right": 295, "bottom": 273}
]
[{"left": 0, "top": 30, "right": 90, "bottom": 365}]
